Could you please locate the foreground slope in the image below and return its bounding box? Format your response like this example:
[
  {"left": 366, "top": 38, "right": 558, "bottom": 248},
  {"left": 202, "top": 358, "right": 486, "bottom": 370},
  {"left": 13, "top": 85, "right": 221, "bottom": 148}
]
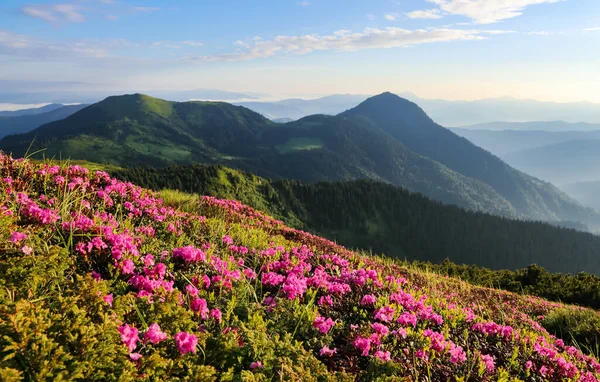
[{"left": 1, "top": 154, "right": 599, "bottom": 380}]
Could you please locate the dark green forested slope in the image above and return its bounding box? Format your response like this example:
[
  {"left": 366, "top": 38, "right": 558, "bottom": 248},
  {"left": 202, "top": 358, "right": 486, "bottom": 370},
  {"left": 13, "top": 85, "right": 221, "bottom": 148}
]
[{"left": 112, "top": 164, "right": 600, "bottom": 275}]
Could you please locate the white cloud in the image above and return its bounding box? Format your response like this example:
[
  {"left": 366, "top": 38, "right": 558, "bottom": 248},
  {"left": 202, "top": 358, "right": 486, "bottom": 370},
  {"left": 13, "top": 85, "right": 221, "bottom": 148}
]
[
  {"left": 584, "top": 27, "right": 600, "bottom": 32},
  {"left": 384, "top": 13, "right": 399, "bottom": 21},
  {"left": 22, "top": 3, "right": 85, "bottom": 23},
  {"left": 427, "top": 0, "right": 562, "bottom": 24},
  {"left": 528, "top": 31, "right": 551, "bottom": 35},
  {"left": 366, "top": 14, "right": 377, "bottom": 21},
  {"left": 187, "top": 27, "right": 511, "bottom": 62},
  {"left": 406, "top": 9, "right": 443, "bottom": 19},
  {"left": 298, "top": 1, "right": 311, "bottom": 6}
]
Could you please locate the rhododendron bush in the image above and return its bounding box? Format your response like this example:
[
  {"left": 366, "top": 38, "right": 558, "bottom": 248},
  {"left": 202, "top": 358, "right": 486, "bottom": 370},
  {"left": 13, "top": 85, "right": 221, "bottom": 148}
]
[{"left": 1, "top": 154, "right": 600, "bottom": 381}]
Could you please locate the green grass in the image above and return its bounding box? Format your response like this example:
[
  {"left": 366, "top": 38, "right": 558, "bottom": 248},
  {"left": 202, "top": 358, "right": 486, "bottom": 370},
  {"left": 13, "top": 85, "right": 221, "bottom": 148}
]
[{"left": 275, "top": 137, "right": 324, "bottom": 154}]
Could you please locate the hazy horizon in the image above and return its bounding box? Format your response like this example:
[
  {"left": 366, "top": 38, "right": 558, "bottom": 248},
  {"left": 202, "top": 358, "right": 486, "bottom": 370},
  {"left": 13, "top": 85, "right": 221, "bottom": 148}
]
[{"left": 1, "top": 0, "right": 599, "bottom": 104}]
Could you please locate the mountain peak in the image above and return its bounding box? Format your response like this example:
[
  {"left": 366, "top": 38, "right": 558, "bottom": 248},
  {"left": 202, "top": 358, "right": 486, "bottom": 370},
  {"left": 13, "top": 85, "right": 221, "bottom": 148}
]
[{"left": 341, "top": 91, "right": 433, "bottom": 126}]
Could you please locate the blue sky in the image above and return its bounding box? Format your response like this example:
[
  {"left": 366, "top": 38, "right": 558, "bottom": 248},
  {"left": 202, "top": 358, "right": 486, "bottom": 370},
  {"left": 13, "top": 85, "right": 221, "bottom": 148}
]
[{"left": 0, "top": 0, "right": 599, "bottom": 102}]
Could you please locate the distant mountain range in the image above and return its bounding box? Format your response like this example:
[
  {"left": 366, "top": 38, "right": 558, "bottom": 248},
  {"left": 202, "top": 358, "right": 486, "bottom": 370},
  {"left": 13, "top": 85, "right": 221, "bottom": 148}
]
[
  {"left": 452, "top": 128, "right": 600, "bottom": 156},
  {"left": 504, "top": 139, "right": 600, "bottom": 186},
  {"left": 0, "top": 103, "right": 67, "bottom": 117},
  {"left": 239, "top": 95, "right": 600, "bottom": 126},
  {"left": 0, "top": 104, "right": 88, "bottom": 139},
  {"left": 458, "top": 121, "right": 600, "bottom": 132},
  {"left": 0, "top": 92, "right": 596, "bottom": 227}
]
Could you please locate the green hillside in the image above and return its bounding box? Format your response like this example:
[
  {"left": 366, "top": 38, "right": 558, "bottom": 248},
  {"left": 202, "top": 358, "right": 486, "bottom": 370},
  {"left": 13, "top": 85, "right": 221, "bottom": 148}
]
[
  {"left": 0, "top": 93, "right": 518, "bottom": 217},
  {"left": 112, "top": 164, "right": 600, "bottom": 276}
]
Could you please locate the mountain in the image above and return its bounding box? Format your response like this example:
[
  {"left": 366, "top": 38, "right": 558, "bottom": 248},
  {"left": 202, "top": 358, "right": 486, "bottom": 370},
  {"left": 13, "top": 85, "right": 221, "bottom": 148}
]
[
  {"left": 504, "top": 139, "right": 600, "bottom": 186},
  {"left": 0, "top": 93, "right": 517, "bottom": 217},
  {"left": 451, "top": 128, "right": 600, "bottom": 156},
  {"left": 457, "top": 121, "right": 600, "bottom": 132},
  {"left": 114, "top": 164, "right": 600, "bottom": 275},
  {"left": 0, "top": 103, "right": 66, "bottom": 117},
  {"left": 0, "top": 104, "right": 89, "bottom": 139},
  {"left": 1, "top": 92, "right": 596, "bottom": 226},
  {"left": 4, "top": 155, "right": 599, "bottom": 380},
  {"left": 340, "top": 92, "right": 598, "bottom": 225}
]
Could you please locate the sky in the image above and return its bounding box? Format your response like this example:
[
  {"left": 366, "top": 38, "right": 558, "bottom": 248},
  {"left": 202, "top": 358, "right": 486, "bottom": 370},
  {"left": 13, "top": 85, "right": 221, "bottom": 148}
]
[{"left": 0, "top": 0, "right": 600, "bottom": 103}]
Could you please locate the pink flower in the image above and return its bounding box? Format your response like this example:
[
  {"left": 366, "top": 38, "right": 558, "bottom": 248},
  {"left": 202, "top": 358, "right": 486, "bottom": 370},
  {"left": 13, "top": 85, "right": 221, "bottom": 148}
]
[
  {"left": 210, "top": 308, "right": 222, "bottom": 323},
  {"left": 525, "top": 360, "right": 533, "bottom": 370},
  {"left": 103, "top": 293, "right": 113, "bottom": 307},
  {"left": 481, "top": 354, "right": 495, "bottom": 372},
  {"left": 371, "top": 322, "right": 389, "bottom": 337},
  {"left": 222, "top": 235, "right": 234, "bottom": 245},
  {"left": 415, "top": 349, "right": 429, "bottom": 361},
  {"left": 353, "top": 336, "right": 371, "bottom": 356},
  {"left": 374, "top": 350, "right": 391, "bottom": 362},
  {"left": 174, "top": 332, "right": 198, "bottom": 355},
  {"left": 145, "top": 323, "right": 168, "bottom": 344},
  {"left": 250, "top": 361, "right": 263, "bottom": 370},
  {"left": 243, "top": 268, "right": 257, "bottom": 280},
  {"left": 118, "top": 324, "right": 139, "bottom": 352},
  {"left": 319, "top": 345, "right": 337, "bottom": 357},
  {"left": 374, "top": 306, "right": 395, "bottom": 322},
  {"left": 202, "top": 275, "right": 211, "bottom": 289},
  {"left": 361, "top": 294, "right": 376, "bottom": 306},
  {"left": 313, "top": 316, "right": 335, "bottom": 334},
  {"left": 21, "top": 246, "right": 33, "bottom": 255},
  {"left": 122, "top": 259, "right": 135, "bottom": 274},
  {"left": 397, "top": 312, "right": 417, "bottom": 327},
  {"left": 191, "top": 298, "right": 209, "bottom": 319},
  {"left": 9, "top": 231, "right": 26, "bottom": 244},
  {"left": 129, "top": 353, "right": 142, "bottom": 361},
  {"left": 185, "top": 284, "right": 199, "bottom": 296}
]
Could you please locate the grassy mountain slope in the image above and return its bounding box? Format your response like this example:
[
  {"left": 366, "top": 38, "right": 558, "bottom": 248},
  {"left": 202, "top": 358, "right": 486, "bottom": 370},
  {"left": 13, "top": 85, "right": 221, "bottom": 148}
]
[
  {"left": 2, "top": 154, "right": 600, "bottom": 380},
  {"left": 341, "top": 92, "right": 599, "bottom": 224},
  {"left": 0, "top": 93, "right": 518, "bottom": 217},
  {"left": 112, "top": 164, "right": 600, "bottom": 275},
  {"left": 0, "top": 104, "right": 88, "bottom": 138}
]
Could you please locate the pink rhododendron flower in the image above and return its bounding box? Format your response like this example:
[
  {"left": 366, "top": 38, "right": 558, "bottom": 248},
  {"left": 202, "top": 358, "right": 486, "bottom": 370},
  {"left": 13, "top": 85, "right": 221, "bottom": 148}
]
[
  {"left": 118, "top": 324, "right": 139, "bottom": 352},
  {"left": 374, "top": 306, "right": 395, "bottom": 322},
  {"left": 353, "top": 336, "right": 371, "bottom": 356},
  {"left": 21, "top": 246, "right": 33, "bottom": 255},
  {"left": 481, "top": 354, "right": 495, "bottom": 372},
  {"left": 129, "top": 353, "right": 142, "bottom": 361},
  {"left": 9, "top": 231, "right": 26, "bottom": 244},
  {"left": 372, "top": 322, "right": 389, "bottom": 337},
  {"left": 313, "top": 316, "right": 335, "bottom": 334},
  {"left": 320, "top": 345, "right": 337, "bottom": 357},
  {"left": 361, "top": 294, "right": 376, "bottom": 306},
  {"left": 374, "top": 350, "right": 391, "bottom": 362},
  {"left": 103, "top": 293, "right": 113, "bottom": 307},
  {"left": 210, "top": 308, "right": 222, "bottom": 323},
  {"left": 145, "top": 323, "right": 168, "bottom": 344},
  {"left": 191, "top": 298, "right": 209, "bottom": 319},
  {"left": 250, "top": 361, "right": 263, "bottom": 369},
  {"left": 222, "top": 235, "right": 233, "bottom": 245},
  {"left": 122, "top": 259, "right": 135, "bottom": 274},
  {"left": 174, "top": 331, "right": 198, "bottom": 355},
  {"left": 185, "top": 284, "right": 199, "bottom": 296}
]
